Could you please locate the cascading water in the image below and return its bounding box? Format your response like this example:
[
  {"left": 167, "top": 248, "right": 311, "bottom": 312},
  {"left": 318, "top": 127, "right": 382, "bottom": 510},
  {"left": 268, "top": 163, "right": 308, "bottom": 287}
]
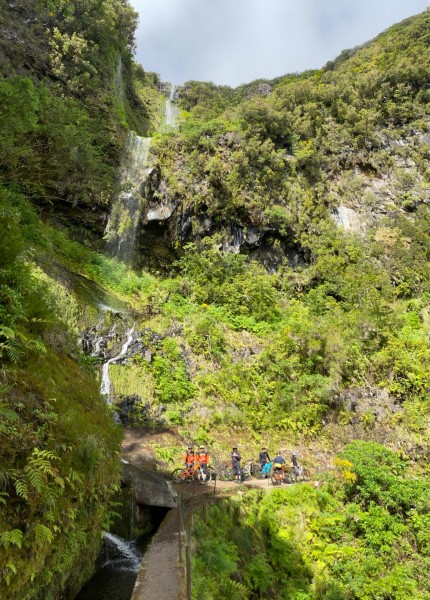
[
  {"left": 103, "top": 532, "right": 142, "bottom": 571},
  {"left": 165, "top": 83, "right": 179, "bottom": 127},
  {"left": 75, "top": 532, "right": 145, "bottom": 600},
  {"left": 100, "top": 325, "right": 135, "bottom": 402},
  {"left": 104, "top": 133, "right": 151, "bottom": 265},
  {"left": 100, "top": 84, "right": 179, "bottom": 408}
]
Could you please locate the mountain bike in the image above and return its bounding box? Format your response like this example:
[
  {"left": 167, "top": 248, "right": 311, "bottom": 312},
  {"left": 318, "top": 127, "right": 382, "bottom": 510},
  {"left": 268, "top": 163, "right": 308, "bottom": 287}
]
[
  {"left": 217, "top": 465, "right": 246, "bottom": 482},
  {"left": 270, "top": 466, "right": 288, "bottom": 486},
  {"left": 243, "top": 459, "right": 258, "bottom": 479},
  {"left": 288, "top": 466, "right": 310, "bottom": 483},
  {"left": 172, "top": 464, "right": 213, "bottom": 484},
  {"left": 258, "top": 461, "right": 273, "bottom": 479}
]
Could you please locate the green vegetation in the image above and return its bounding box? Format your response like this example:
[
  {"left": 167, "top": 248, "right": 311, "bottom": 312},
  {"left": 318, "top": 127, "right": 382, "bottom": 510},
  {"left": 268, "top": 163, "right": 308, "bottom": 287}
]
[
  {"left": 192, "top": 442, "right": 430, "bottom": 599},
  {"left": 0, "top": 189, "right": 123, "bottom": 598},
  {"left": 0, "top": 1, "right": 164, "bottom": 597},
  {"left": 2, "top": 3, "right": 430, "bottom": 598},
  {"left": 134, "top": 10, "right": 430, "bottom": 448}
]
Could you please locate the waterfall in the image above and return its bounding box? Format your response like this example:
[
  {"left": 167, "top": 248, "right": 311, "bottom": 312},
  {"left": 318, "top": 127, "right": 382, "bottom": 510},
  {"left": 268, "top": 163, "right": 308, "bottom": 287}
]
[
  {"left": 104, "top": 133, "right": 151, "bottom": 264},
  {"left": 113, "top": 55, "right": 124, "bottom": 104},
  {"left": 100, "top": 325, "right": 134, "bottom": 402},
  {"left": 100, "top": 81, "right": 179, "bottom": 411},
  {"left": 165, "top": 83, "right": 178, "bottom": 127},
  {"left": 103, "top": 532, "right": 142, "bottom": 572}
]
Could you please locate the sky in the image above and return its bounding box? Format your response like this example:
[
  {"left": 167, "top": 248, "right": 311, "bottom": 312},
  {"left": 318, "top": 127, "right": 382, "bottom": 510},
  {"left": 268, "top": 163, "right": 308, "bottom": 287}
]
[{"left": 129, "top": 0, "right": 429, "bottom": 87}]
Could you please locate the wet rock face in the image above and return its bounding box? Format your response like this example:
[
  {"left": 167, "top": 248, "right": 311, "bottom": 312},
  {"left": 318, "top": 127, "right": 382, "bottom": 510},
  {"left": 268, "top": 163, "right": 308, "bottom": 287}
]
[
  {"left": 81, "top": 312, "right": 133, "bottom": 361},
  {"left": 337, "top": 387, "right": 403, "bottom": 423},
  {"left": 137, "top": 199, "right": 309, "bottom": 273},
  {"left": 122, "top": 463, "right": 177, "bottom": 508},
  {"left": 117, "top": 395, "right": 150, "bottom": 426}
]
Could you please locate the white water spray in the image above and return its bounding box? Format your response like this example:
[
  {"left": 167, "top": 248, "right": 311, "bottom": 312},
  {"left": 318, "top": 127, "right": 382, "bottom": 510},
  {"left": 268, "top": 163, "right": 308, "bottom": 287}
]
[
  {"left": 105, "top": 133, "right": 151, "bottom": 264},
  {"left": 103, "top": 532, "right": 141, "bottom": 572},
  {"left": 100, "top": 325, "right": 134, "bottom": 402},
  {"left": 165, "top": 83, "right": 178, "bottom": 128}
]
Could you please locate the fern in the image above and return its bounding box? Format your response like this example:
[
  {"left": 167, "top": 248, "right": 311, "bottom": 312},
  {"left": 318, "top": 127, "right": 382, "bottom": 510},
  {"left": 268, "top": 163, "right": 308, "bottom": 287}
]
[
  {"left": 0, "top": 466, "right": 18, "bottom": 487},
  {"left": 0, "top": 529, "right": 23, "bottom": 550},
  {"left": 0, "top": 326, "right": 15, "bottom": 340},
  {"left": 220, "top": 575, "right": 248, "bottom": 599},
  {"left": 1, "top": 339, "right": 21, "bottom": 362},
  {"left": 24, "top": 466, "right": 45, "bottom": 493},
  {"left": 15, "top": 479, "right": 29, "bottom": 500},
  {"left": 65, "top": 468, "right": 84, "bottom": 490},
  {"left": 75, "top": 530, "right": 88, "bottom": 544},
  {"left": 6, "top": 562, "right": 17, "bottom": 575},
  {"left": 34, "top": 523, "right": 53, "bottom": 547}
]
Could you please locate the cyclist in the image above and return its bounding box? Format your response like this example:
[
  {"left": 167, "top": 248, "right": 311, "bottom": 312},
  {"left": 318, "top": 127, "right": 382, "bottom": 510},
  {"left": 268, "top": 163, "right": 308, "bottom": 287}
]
[
  {"left": 197, "top": 445, "right": 210, "bottom": 480},
  {"left": 273, "top": 450, "right": 286, "bottom": 478},
  {"left": 259, "top": 447, "right": 271, "bottom": 472},
  {"left": 183, "top": 445, "right": 196, "bottom": 475},
  {"left": 231, "top": 446, "right": 242, "bottom": 483},
  {"left": 291, "top": 450, "right": 301, "bottom": 476}
]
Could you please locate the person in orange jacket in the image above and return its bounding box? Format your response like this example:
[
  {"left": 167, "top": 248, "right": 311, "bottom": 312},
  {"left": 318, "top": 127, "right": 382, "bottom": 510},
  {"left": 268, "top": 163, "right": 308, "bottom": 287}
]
[
  {"left": 197, "top": 445, "right": 210, "bottom": 479},
  {"left": 183, "top": 445, "right": 196, "bottom": 473}
]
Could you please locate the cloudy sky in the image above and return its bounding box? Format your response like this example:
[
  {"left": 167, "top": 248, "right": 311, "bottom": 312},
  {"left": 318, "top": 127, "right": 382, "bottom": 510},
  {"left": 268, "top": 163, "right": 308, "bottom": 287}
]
[{"left": 129, "top": 0, "right": 429, "bottom": 86}]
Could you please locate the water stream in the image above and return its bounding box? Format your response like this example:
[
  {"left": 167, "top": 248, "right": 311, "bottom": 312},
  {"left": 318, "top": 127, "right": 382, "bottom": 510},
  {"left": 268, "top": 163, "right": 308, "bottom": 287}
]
[
  {"left": 100, "top": 325, "right": 135, "bottom": 402},
  {"left": 77, "top": 85, "right": 179, "bottom": 599},
  {"left": 75, "top": 532, "right": 146, "bottom": 600}
]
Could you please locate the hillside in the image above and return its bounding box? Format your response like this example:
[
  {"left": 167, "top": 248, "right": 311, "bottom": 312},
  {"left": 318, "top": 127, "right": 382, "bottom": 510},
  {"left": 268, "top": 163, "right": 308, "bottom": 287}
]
[
  {"left": 1, "top": 3, "right": 430, "bottom": 599},
  {"left": 0, "top": 1, "right": 163, "bottom": 597}
]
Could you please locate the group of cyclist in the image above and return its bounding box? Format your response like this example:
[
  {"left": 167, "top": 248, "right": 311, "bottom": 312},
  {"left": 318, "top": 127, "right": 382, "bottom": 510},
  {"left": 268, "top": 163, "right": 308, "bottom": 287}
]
[
  {"left": 259, "top": 447, "right": 301, "bottom": 474},
  {"left": 182, "top": 444, "right": 302, "bottom": 483},
  {"left": 183, "top": 444, "right": 210, "bottom": 478}
]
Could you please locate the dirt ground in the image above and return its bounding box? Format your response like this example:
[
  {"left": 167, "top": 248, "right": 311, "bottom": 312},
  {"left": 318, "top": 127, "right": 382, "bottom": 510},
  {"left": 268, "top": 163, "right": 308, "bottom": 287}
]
[{"left": 122, "top": 427, "right": 181, "bottom": 471}]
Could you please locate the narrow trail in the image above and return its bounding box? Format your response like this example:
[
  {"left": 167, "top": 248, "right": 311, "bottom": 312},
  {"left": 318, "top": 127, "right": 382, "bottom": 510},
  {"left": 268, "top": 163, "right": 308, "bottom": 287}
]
[
  {"left": 129, "top": 476, "right": 287, "bottom": 600},
  {"left": 131, "top": 509, "right": 184, "bottom": 600}
]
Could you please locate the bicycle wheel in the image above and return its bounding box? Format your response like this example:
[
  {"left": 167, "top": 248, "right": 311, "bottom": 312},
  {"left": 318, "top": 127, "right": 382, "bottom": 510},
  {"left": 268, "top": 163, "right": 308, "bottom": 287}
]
[
  {"left": 241, "top": 468, "right": 250, "bottom": 481},
  {"left": 207, "top": 466, "right": 216, "bottom": 479},
  {"left": 271, "top": 472, "right": 282, "bottom": 486},
  {"left": 199, "top": 468, "right": 212, "bottom": 484},
  {"left": 301, "top": 468, "right": 310, "bottom": 482},
  {"left": 283, "top": 469, "right": 295, "bottom": 484},
  {"left": 172, "top": 468, "right": 187, "bottom": 484},
  {"left": 218, "top": 468, "right": 232, "bottom": 481},
  {"left": 289, "top": 467, "right": 298, "bottom": 483}
]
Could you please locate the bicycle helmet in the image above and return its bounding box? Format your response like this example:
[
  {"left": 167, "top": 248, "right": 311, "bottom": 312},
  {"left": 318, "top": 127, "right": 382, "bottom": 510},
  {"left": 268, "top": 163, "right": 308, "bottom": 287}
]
[{"left": 292, "top": 450, "right": 297, "bottom": 456}]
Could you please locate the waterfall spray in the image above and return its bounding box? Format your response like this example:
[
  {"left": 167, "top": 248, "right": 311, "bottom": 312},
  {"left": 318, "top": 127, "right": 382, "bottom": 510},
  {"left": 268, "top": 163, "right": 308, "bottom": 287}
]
[{"left": 104, "top": 133, "right": 151, "bottom": 265}]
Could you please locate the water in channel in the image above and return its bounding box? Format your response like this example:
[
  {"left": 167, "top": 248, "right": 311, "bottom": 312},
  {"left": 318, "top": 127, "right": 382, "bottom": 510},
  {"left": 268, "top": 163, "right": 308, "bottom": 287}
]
[{"left": 74, "top": 532, "right": 148, "bottom": 600}]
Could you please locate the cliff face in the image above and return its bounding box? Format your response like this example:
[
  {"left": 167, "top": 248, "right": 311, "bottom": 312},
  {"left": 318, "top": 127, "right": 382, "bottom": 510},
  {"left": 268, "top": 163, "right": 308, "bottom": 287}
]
[{"left": 141, "top": 11, "right": 430, "bottom": 272}]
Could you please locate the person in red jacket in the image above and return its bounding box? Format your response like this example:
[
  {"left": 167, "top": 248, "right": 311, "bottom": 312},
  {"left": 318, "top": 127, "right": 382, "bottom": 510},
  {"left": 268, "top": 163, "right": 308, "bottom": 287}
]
[
  {"left": 183, "top": 445, "right": 196, "bottom": 474},
  {"left": 197, "top": 445, "right": 210, "bottom": 480}
]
